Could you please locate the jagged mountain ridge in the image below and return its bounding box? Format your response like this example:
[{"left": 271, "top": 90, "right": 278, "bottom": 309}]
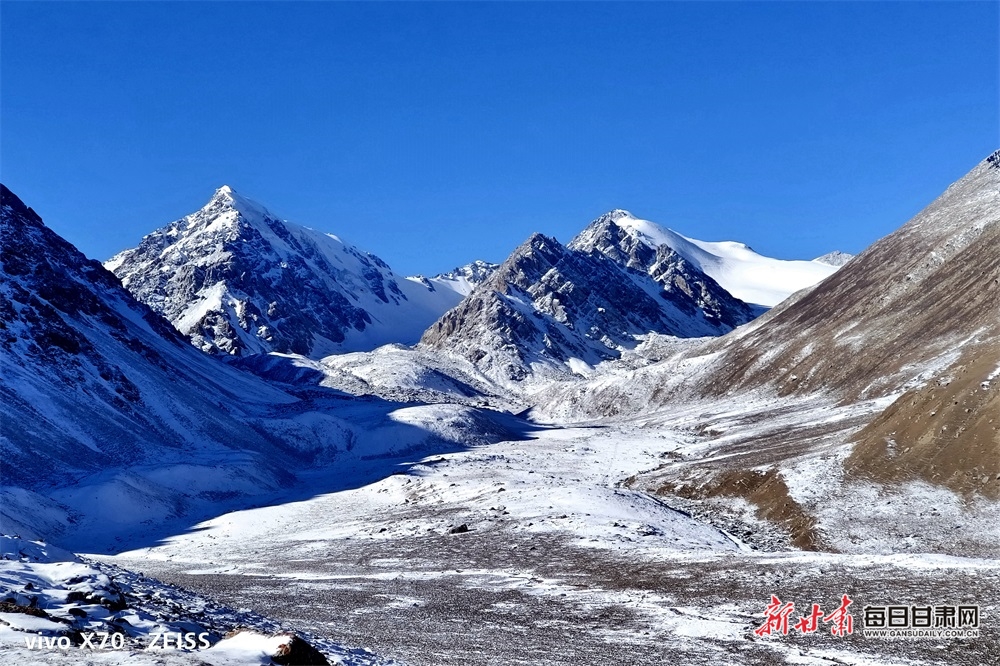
[
  {"left": 420, "top": 217, "right": 759, "bottom": 382},
  {"left": 408, "top": 259, "right": 500, "bottom": 298},
  {"left": 106, "top": 187, "right": 468, "bottom": 357},
  {"left": 431, "top": 259, "right": 500, "bottom": 294}
]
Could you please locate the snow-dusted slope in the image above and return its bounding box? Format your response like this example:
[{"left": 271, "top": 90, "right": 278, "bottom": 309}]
[
  {"left": 570, "top": 210, "right": 841, "bottom": 307},
  {"left": 106, "top": 187, "right": 468, "bottom": 357},
  {"left": 231, "top": 344, "right": 519, "bottom": 409},
  {"left": 0, "top": 535, "right": 391, "bottom": 665}
]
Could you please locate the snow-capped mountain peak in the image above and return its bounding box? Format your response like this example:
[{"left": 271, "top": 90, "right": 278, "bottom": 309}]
[
  {"left": 604, "top": 208, "right": 635, "bottom": 220},
  {"left": 190, "top": 184, "right": 274, "bottom": 232},
  {"left": 571, "top": 210, "right": 841, "bottom": 307},
  {"left": 106, "top": 188, "right": 468, "bottom": 357},
  {"left": 421, "top": 214, "right": 758, "bottom": 382}
]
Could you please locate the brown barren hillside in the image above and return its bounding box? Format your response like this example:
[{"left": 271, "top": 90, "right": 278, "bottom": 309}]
[
  {"left": 599, "top": 151, "right": 1000, "bottom": 553},
  {"left": 679, "top": 150, "right": 1000, "bottom": 405},
  {"left": 846, "top": 339, "right": 1000, "bottom": 499}
]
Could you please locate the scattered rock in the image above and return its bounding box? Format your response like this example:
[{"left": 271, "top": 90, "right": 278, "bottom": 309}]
[
  {"left": 272, "top": 633, "right": 330, "bottom": 666},
  {"left": 0, "top": 601, "right": 51, "bottom": 619},
  {"left": 449, "top": 524, "right": 470, "bottom": 534}
]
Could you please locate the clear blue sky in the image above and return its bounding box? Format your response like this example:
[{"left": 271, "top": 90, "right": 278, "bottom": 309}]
[{"left": 2, "top": 2, "right": 997, "bottom": 275}]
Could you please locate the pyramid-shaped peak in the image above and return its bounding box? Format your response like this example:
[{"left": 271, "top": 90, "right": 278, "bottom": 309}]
[
  {"left": 202, "top": 185, "right": 273, "bottom": 220},
  {"left": 209, "top": 184, "right": 248, "bottom": 207}
]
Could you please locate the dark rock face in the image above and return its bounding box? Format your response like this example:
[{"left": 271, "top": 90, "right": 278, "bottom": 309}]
[
  {"left": 421, "top": 217, "right": 755, "bottom": 381},
  {"left": 0, "top": 184, "right": 289, "bottom": 489},
  {"left": 106, "top": 187, "right": 463, "bottom": 358},
  {"left": 569, "top": 211, "right": 755, "bottom": 331}
]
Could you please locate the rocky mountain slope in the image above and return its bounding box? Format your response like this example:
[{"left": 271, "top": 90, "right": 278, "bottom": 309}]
[
  {"left": 420, "top": 226, "right": 755, "bottom": 382},
  {"left": 106, "top": 187, "right": 468, "bottom": 357},
  {"left": 0, "top": 185, "right": 295, "bottom": 497},
  {"left": 420, "top": 209, "right": 845, "bottom": 383},
  {"left": 846, "top": 337, "right": 1000, "bottom": 499}
]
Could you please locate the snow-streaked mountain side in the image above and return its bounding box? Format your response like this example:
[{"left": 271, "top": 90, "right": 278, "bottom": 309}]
[
  {"left": 420, "top": 224, "right": 756, "bottom": 383},
  {"left": 0, "top": 184, "right": 294, "bottom": 495},
  {"left": 569, "top": 210, "right": 841, "bottom": 308},
  {"left": 0, "top": 185, "right": 527, "bottom": 547},
  {"left": 106, "top": 187, "right": 468, "bottom": 357}
]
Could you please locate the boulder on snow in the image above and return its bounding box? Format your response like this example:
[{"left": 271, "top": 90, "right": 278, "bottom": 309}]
[
  {"left": 271, "top": 633, "right": 330, "bottom": 666},
  {"left": 217, "top": 630, "right": 329, "bottom": 666}
]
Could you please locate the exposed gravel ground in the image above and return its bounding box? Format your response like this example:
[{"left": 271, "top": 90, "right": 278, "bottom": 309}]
[{"left": 134, "top": 520, "right": 998, "bottom": 665}]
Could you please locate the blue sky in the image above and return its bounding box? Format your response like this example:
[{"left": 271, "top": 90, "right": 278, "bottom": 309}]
[{"left": 2, "top": 2, "right": 997, "bottom": 275}]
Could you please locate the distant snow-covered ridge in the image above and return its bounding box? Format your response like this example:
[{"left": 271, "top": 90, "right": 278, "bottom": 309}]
[
  {"left": 569, "top": 210, "right": 844, "bottom": 307},
  {"left": 813, "top": 250, "right": 854, "bottom": 267}
]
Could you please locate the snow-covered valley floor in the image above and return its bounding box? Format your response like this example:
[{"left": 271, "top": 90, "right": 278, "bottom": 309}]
[{"left": 91, "top": 422, "right": 998, "bottom": 666}]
